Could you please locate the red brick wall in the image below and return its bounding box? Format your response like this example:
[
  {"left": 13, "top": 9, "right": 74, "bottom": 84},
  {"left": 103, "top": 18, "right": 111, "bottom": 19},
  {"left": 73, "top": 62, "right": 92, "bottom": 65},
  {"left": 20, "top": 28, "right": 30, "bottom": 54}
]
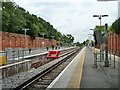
[
  {"left": 108, "top": 31, "right": 120, "bottom": 56},
  {"left": 95, "top": 31, "right": 120, "bottom": 56},
  {"left": 11, "top": 36, "right": 16, "bottom": 49},
  {"left": 16, "top": 36, "right": 21, "bottom": 47},
  {"left": 21, "top": 37, "right": 25, "bottom": 48},
  {"left": 1, "top": 31, "right": 57, "bottom": 50},
  {"left": 3, "top": 35, "right": 10, "bottom": 49}
]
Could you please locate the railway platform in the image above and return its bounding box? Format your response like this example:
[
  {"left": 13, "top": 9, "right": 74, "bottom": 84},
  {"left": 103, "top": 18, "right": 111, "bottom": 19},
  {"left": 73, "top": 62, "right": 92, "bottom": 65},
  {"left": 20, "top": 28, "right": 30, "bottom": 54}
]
[
  {"left": 47, "top": 47, "right": 119, "bottom": 89},
  {"left": 1, "top": 46, "right": 119, "bottom": 89},
  {"left": 1, "top": 46, "right": 79, "bottom": 89}
]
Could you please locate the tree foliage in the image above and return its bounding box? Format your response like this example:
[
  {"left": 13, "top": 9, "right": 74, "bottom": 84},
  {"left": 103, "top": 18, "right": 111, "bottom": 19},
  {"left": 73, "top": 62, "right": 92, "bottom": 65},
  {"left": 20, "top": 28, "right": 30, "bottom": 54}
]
[
  {"left": 95, "top": 26, "right": 105, "bottom": 32},
  {"left": 112, "top": 18, "right": 120, "bottom": 34},
  {"left": 95, "top": 25, "right": 112, "bottom": 36},
  {"left": 76, "top": 42, "right": 81, "bottom": 47},
  {"left": 95, "top": 18, "right": 120, "bottom": 34},
  {"left": 2, "top": 1, "right": 74, "bottom": 42}
]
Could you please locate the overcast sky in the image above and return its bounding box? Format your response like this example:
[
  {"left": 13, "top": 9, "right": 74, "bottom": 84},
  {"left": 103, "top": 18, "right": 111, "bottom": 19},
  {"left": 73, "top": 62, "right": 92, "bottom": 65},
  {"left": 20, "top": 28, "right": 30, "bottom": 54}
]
[{"left": 14, "top": 0, "right": 118, "bottom": 43}]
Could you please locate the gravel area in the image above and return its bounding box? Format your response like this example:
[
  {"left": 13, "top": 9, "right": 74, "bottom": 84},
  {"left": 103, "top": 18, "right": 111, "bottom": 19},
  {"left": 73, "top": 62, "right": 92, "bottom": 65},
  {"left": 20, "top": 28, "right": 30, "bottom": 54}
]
[
  {"left": 2, "top": 47, "right": 77, "bottom": 89},
  {"left": 2, "top": 56, "right": 65, "bottom": 89}
]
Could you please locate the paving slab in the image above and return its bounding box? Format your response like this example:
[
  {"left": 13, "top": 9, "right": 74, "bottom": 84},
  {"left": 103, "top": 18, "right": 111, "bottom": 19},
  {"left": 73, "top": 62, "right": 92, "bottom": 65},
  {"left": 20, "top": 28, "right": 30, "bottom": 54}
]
[
  {"left": 47, "top": 47, "right": 86, "bottom": 88},
  {"left": 80, "top": 47, "right": 119, "bottom": 89}
]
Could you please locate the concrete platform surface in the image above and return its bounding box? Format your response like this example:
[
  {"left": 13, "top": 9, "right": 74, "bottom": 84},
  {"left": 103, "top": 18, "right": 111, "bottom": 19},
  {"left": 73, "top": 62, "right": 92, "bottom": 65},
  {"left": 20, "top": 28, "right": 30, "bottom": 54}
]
[
  {"left": 80, "top": 47, "right": 118, "bottom": 89},
  {"left": 47, "top": 47, "right": 86, "bottom": 88},
  {"left": 47, "top": 47, "right": 119, "bottom": 89}
]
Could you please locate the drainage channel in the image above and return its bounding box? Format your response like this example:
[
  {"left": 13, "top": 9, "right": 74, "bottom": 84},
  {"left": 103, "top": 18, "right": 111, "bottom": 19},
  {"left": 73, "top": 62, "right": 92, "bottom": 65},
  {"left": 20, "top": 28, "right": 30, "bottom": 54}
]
[{"left": 15, "top": 48, "right": 81, "bottom": 90}]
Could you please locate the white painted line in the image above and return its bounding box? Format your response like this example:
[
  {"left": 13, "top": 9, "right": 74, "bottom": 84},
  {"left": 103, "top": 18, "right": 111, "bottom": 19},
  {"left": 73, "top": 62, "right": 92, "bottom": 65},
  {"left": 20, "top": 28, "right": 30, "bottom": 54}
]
[
  {"left": 24, "top": 47, "right": 76, "bottom": 59},
  {"left": 47, "top": 47, "right": 85, "bottom": 88},
  {"left": 0, "top": 60, "right": 31, "bottom": 69}
]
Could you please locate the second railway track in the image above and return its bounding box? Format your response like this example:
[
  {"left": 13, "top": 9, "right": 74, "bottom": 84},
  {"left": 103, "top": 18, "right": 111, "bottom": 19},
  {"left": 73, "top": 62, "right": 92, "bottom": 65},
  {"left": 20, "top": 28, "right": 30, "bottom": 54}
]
[{"left": 14, "top": 47, "right": 82, "bottom": 90}]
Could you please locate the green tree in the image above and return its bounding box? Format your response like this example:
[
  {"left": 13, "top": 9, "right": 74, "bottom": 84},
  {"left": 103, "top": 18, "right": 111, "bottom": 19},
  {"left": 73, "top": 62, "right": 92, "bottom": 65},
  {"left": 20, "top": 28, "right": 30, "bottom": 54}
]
[
  {"left": 76, "top": 42, "right": 80, "bottom": 46},
  {"left": 66, "top": 34, "right": 74, "bottom": 44},
  {"left": 2, "top": 1, "right": 75, "bottom": 43},
  {"left": 2, "top": 2, "right": 26, "bottom": 33},
  {"left": 112, "top": 18, "right": 120, "bottom": 34}
]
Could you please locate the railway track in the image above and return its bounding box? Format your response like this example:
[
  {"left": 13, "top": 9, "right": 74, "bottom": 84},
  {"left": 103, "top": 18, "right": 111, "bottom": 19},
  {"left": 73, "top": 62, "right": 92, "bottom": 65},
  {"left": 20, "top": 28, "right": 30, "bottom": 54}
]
[{"left": 14, "top": 47, "right": 81, "bottom": 90}]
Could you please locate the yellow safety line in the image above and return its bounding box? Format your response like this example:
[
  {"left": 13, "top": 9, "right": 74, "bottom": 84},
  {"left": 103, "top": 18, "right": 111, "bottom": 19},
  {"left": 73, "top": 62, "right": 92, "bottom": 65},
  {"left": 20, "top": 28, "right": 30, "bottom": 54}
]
[
  {"left": 94, "top": 49, "right": 120, "bottom": 62},
  {"left": 77, "top": 47, "right": 86, "bottom": 88},
  {"left": 66, "top": 47, "right": 86, "bottom": 88},
  {"left": 109, "top": 55, "right": 120, "bottom": 62}
]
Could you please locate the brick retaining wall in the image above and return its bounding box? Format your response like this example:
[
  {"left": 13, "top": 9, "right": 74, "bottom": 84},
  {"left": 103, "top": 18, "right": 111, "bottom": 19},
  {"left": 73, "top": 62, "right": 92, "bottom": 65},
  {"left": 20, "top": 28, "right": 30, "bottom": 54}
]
[
  {"left": 108, "top": 31, "right": 120, "bottom": 56},
  {"left": 0, "top": 31, "right": 57, "bottom": 50},
  {"left": 95, "top": 31, "right": 120, "bottom": 57}
]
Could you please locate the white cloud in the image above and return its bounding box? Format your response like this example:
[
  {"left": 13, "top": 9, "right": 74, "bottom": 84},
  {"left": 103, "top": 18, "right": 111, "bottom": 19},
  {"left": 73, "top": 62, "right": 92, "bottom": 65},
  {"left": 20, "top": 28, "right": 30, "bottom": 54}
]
[
  {"left": 14, "top": 0, "right": 97, "bottom": 3},
  {"left": 14, "top": 0, "right": 118, "bottom": 43}
]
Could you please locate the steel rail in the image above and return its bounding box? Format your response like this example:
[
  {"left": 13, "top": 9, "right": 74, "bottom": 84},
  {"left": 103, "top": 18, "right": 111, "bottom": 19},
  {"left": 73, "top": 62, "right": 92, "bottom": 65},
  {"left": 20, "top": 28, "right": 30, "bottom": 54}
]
[{"left": 14, "top": 48, "right": 80, "bottom": 90}]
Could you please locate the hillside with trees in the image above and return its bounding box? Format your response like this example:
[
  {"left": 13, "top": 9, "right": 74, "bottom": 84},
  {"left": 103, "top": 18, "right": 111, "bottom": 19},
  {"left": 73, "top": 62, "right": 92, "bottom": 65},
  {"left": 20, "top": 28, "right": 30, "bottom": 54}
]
[{"left": 2, "top": 1, "right": 74, "bottom": 44}]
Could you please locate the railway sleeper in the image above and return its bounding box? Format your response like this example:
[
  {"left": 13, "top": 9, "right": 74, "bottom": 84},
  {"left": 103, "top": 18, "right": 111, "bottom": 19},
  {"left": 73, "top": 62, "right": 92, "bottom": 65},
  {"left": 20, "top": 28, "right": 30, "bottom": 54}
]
[
  {"left": 42, "top": 77, "right": 55, "bottom": 80},
  {"left": 34, "top": 84, "right": 48, "bottom": 88},
  {"left": 37, "top": 81, "right": 52, "bottom": 85},
  {"left": 31, "top": 49, "right": 78, "bottom": 69},
  {"left": 15, "top": 48, "right": 81, "bottom": 90}
]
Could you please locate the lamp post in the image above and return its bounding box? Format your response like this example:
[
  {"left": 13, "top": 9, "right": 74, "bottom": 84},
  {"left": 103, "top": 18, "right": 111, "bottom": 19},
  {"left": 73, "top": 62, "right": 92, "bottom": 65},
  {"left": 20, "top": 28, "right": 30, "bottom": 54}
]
[
  {"left": 93, "top": 15, "right": 108, "bottom": 31},
  {"left": 58, "top": 37, "right": 60, "bottom": 48},
  {"left": 62, "top": 39, "right": 64, "bottom": 47},
  {"left": 88, "top": 34, "right": 93, "bottom": 50},
  {"left": 93, "top": 15, "right": 108, "bottom": 61},
  {"left": 90, "top": 29, "right": 98, "bottom": 51},
  {"left": 41, "top": 33, "right": 45, "bottom": 49},
  {"left": 105, "top": 23, "right": 109, "bottom": 67},
  {"left": 70, "top": 37, "right": 72, "bottom": 47},
  {"left": 22, "top": 28, "right": 29, "bottom": 55},
  {"left": 51, "top": 36, "right": 55, "bottom": 46}
]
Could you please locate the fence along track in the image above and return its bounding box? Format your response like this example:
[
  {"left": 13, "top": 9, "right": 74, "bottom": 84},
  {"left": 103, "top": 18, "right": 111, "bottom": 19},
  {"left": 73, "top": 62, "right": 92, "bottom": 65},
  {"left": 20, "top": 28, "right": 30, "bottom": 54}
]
[
  {"left": 26, "top": 49, "right": 80, "bottom": 90},
  {"left": 14, "top": 47, "right": 81, "bottom": 90},
  {"left": 31, "top": 48, "right": 78, "bottom": 69}
]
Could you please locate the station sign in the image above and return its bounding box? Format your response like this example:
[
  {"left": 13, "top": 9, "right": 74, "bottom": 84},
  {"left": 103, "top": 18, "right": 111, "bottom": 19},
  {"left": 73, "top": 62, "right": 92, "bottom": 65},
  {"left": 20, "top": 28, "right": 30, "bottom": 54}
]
[{"left": 94, "top": 30, "right": 104, "bottom": 44}]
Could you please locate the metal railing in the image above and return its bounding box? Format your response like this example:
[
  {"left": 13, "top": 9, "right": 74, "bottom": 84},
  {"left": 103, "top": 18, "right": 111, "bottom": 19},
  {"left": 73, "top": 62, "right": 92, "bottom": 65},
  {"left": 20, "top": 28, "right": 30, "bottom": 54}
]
[
  {"left": 94, "top": 51, "right": 116, "bottom": 68},
  {"left": 0, "top": 46, "right": 73, "bottom": 65},
  {"left": 0, "top": 49, "right": 25, "bottom": 65}
]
